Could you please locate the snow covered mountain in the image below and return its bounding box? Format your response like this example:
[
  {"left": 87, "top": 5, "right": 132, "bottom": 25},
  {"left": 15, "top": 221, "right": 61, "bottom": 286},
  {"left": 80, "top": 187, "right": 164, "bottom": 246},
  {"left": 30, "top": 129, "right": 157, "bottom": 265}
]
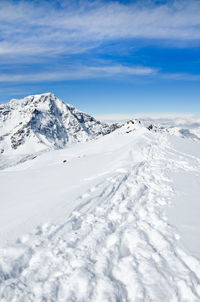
[
  {"left": 0, "top": 93, "right": 117, "bottom": 156},
  {"left": 98, "top": 114, "right": 200, "bottom": 142},
  {"left": 144, "top": 122, "right": 200, "bottom": 142},
  {"left": 1, "top": 95, "right": 200, "bottom": 301}
]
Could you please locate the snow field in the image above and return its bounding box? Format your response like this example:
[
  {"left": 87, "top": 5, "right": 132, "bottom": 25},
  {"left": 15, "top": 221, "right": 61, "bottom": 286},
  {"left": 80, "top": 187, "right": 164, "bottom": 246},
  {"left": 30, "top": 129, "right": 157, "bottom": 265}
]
[{"left": 0, "top": 129, "right": 200, "bottom": 301}]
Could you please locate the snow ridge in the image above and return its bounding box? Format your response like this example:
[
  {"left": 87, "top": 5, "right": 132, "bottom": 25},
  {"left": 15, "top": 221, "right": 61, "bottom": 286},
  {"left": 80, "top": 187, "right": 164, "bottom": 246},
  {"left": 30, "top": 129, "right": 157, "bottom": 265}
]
[{"left": 1, "top": 131, "right": 200, "bottom": 301}]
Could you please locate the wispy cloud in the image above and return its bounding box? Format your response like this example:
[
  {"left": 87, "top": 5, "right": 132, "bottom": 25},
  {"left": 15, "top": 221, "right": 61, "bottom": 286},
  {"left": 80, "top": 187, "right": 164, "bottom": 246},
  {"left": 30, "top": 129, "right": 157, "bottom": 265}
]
[
  {"left": 1, "top": 0, "right": 200, "bottom": 90},
  {"left": 1, "top": 0, "right": 200, "bottom": 60},
  {"left": 0, "top": 62, "right": 199, "bottom": 83},
  {"left": 160, "top": 72, "right": 200, "bottom": 81},
  {"left": 0, "top": 64, "right": 157, "bottom": 82}
]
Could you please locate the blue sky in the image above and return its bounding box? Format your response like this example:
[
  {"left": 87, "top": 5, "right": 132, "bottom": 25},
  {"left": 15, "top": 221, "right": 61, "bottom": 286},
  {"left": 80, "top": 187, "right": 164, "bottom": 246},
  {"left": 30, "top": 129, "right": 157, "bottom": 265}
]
[{"left": 0, "top": 0, "right": 200, "bottom": 114}]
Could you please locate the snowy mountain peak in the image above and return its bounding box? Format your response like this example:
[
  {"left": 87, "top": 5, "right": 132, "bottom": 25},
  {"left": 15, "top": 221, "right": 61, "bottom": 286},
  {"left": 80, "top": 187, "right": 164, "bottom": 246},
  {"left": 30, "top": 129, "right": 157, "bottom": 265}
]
[
  {"left": 115, "top": 119, "right": 144, "bottom": 135},
  {"left": 0, "top": 93, "right": 117, "bottom": 160},
  {"left": 9, "top": 92, "right": 66, "bottom": 110}
]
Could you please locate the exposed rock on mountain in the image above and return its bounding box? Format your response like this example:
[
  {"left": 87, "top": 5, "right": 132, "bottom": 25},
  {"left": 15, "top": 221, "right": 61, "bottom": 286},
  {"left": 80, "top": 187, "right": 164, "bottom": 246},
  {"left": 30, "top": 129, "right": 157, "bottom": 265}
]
[{"left": 0, "top": 93, "right": 118, "bottom": 156}]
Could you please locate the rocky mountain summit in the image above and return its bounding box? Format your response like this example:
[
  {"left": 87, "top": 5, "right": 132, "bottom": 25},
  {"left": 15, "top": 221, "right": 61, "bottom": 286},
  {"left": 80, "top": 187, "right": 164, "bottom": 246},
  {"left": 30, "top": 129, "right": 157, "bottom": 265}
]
[{"left": 0, "top": 93, "right": 118, "bottom": 156}]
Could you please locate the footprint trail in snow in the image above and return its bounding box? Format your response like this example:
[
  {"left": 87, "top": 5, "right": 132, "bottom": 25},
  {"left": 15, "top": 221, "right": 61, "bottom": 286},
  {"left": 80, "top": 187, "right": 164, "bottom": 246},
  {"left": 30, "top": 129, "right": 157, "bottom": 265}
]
[{"left": 1, "top": 132, "right": 200, "bottom": 302}]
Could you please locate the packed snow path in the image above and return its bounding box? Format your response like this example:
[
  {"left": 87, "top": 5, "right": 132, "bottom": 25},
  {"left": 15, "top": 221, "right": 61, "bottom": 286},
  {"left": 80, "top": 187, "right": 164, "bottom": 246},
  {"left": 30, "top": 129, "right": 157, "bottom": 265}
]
[{"left": 1, "top": 130, "right": 200, "bottom": 301}]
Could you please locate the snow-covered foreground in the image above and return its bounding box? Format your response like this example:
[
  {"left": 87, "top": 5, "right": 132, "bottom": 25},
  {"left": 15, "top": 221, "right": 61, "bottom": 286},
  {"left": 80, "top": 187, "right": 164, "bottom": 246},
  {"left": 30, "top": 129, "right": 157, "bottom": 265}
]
[{"left": 1, "top": 125, "right": 200, "bottom": 301}]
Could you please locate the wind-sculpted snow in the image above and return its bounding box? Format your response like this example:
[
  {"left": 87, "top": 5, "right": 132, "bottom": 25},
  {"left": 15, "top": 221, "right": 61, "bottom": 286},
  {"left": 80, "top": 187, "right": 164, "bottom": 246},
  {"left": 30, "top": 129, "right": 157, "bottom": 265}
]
[{"left": 0, "top": 130, "right": 200, "bottom": 301}]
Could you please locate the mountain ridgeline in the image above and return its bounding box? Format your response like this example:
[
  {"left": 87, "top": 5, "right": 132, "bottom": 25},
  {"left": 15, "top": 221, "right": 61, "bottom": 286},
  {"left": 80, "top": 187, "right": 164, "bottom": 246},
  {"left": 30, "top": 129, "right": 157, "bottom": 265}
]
[{"left": 0, "top": 93, "right": 118, "bottom": 155}]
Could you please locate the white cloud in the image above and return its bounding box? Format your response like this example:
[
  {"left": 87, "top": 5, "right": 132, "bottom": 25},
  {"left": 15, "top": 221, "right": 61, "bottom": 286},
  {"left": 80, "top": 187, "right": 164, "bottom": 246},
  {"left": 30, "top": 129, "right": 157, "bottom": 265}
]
[
  {"left": 0, "top": 65, "right": 157, "bottom": 82},
  {"left": 0, "top": 0, "right": 200, "bottom": 59},
  {"left": 0, "top": 63, "right": 199, "bottom": 83},
  {"left": 161, "top": 72, "right": 200, "bottom": 81},
  {"left": 0, "top": 64, "right": 156, "bottom": 82}
]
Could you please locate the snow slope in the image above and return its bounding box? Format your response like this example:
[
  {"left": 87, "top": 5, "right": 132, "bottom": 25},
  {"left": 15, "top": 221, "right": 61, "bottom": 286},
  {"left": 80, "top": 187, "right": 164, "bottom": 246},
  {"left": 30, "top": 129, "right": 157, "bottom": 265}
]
[
  {"left": 0, "top": 122, "right": 200, "bottom": 301},
  {"left": 166, "top": 135, "right": 200, "bottom": 260}
]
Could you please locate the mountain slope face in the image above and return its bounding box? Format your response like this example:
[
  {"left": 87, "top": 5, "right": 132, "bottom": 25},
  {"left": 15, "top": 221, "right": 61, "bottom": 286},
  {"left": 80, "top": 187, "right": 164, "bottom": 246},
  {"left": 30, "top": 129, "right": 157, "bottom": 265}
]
[{"left": 0, "top": 93, "right": 116, "bottom": 156}]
